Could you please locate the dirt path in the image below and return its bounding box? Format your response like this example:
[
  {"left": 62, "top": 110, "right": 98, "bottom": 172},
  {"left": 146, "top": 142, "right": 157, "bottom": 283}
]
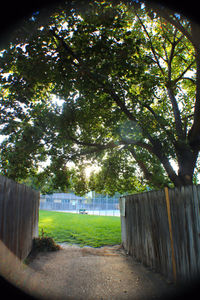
[{"left": 25, "top": 244, "right": 176, "bottom": 300}]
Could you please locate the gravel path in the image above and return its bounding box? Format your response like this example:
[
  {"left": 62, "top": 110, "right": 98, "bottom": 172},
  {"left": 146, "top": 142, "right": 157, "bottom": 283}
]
[{"left": 24, "top": 244, "right": 176, "bottom": 300}]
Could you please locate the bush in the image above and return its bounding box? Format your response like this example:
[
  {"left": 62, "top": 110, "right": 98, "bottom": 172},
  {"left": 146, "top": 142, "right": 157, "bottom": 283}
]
[{"left": 32, "top": 229, "right": 61, "bottom": 252}]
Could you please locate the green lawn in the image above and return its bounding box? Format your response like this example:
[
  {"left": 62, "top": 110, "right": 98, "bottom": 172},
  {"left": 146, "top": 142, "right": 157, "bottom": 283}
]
[{"left": 39, "top": 210, "right": 121, "bottom": 247}]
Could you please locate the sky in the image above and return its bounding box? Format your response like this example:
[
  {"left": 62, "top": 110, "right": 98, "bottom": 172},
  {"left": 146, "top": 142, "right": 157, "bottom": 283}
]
[{"left": 0, "top": 135, "right": 7, "bottom": 143}]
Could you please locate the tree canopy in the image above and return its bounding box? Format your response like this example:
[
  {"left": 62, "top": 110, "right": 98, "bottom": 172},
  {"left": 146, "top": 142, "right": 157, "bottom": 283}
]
[{"left": 1, "top": 0, "right": 200, "bottom": 195}]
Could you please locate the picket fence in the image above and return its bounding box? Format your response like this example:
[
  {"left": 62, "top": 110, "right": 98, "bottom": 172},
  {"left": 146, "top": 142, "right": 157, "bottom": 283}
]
[
  {"left": 0, "top": 175, "right": 39, "bottom": 260},
  {"left": 120, "top": 185, "right": 200, "bottom": 282}
]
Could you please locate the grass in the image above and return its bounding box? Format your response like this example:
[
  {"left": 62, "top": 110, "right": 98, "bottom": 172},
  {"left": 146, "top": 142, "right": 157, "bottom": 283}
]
[{"left": 39, "top": 210, "right": 121, "bottom": 248}]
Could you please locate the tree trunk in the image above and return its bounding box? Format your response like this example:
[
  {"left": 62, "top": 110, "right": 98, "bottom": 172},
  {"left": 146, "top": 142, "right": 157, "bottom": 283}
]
[
  {"left": 152, "top": 140, "right": 198, "bottom": 187},
  {"left": 175, "top": 147, "right": 198, "bottom": 186}
]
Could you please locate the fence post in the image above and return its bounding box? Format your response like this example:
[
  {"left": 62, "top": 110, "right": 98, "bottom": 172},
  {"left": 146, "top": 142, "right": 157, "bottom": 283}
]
[
  {"left": 119, "top": 197, "right": 127, "bottom": 248},
  {"left": 164, "top": 187, "right": 177, "bottom": 283}
]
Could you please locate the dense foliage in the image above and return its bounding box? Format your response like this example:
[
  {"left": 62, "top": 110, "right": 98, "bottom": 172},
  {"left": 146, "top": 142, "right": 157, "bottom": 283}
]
[{"left": 1, "top": 0, "right": 200, "bottom": 194}]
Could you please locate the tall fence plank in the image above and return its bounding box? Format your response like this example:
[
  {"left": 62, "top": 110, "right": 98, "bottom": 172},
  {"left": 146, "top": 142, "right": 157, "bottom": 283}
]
[
  {"left": 120, "top": 185, "right": 200, "bottom": 282},
  {"left": 0, "top": 175, "right": 39, "bottom": 260}
]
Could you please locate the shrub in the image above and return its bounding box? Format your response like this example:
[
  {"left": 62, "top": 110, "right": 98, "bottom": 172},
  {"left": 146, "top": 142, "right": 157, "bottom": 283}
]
[{"left": 32, "top": 229, "right": 61, "bottom": 252}]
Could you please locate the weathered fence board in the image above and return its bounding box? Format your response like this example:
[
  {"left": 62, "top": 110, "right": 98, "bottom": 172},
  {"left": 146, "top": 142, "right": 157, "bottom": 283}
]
[
  {"left": 120, "top": 185, "right": 200, "bottom": 282},
  {"left": 0, "top": 175, "right": 39, "bottom": 260}
]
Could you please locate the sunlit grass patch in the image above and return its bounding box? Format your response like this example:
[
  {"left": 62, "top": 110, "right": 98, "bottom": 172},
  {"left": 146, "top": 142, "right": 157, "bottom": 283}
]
[{"left": 39, "top": 210, "right": 121, "bottom": 247}]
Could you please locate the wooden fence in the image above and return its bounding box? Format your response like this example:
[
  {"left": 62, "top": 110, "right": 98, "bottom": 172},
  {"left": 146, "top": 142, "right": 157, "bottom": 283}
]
[
  {"left": 120, "top": 185, "right": 200, "bottom": 282},
  {"left": 0, "top": 175, "right": 39, "bottom": 260}
]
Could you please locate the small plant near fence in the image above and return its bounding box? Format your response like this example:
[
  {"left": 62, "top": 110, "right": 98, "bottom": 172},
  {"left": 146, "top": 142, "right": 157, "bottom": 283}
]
[{"left": 33, "top": 229, "right": 61, "bottom": 252}]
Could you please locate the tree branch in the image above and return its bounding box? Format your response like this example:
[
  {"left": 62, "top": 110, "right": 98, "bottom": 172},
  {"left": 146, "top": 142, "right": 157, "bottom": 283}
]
[
  {"left": 128, "top": 147, "right": 156, "bottom": 184},
  {"left": 51, "top": 27, "right": 139, "bottom": 125},
  {"left": 180, "top": 77, "right": 196, "bottom": 84},
  {"left": 50, "top": 27, "right": 79, "bottom": 61},
  {"left": 173, "top": 60, "right": 195, "bottom": 84},
  {"left": 148, "top": 3, "right": 194, "bottom": 45},
  {"left": 167, "top": 86, "right": 185, "bottom": 139},
  {"left": 65, "top": 131, "right": 118, "bottom": 150},
  {"left": 66, "top": 140, "right": 118, "bottom": 161},
  {"left": 143, "top": 103, "right": 176, "bottom": 143},
  {"left": 168, "top": 38, "right": 176, "bottom": 82},
  {"left": 163, "top": 30, "right": 185, "bottom": 140},
  {"left": 135, "top": 11, "right": 165, "bottom": 76},
  {"left": 51, "top": 26, "right": 165, "bottom": 159},
  {"left": 120, "top": 136, "right": 154, "bottom": 153},
  {"left": 102, "top": 86, "right": 138, "bottom": 123}
]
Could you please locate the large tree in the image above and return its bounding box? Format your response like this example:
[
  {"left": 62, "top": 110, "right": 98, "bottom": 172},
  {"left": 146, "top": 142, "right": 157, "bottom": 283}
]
[{"left": 0, "top": 0, "right": 200, "bottom": 194}]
